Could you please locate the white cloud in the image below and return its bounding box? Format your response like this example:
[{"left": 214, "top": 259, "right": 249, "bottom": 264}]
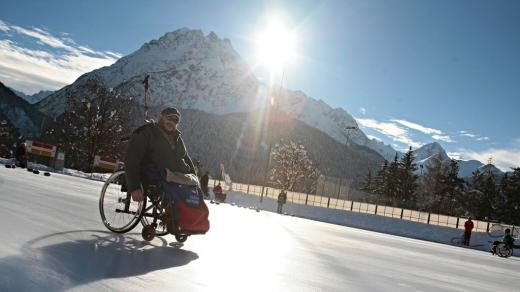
[
  {"left": 447, "top": 152, "right": 462, "bottom": 160},
  {"left": 391, "top": 119, "right": 453, "bottom": 143},
  {"left": 460, "top": 147, "right": 520, "bottom": 172},
  {"left": 391, "top": 119, "right": 442, "bottom": 135},
  {"left": 10, "top": 24, "right": 72, "bottom": 51},
  {"left": 0, "top": 20, "right": 120, "bottom": 94},
  {"left": 359, "top": 107, "right": 366, "bottom": 115},
  {"left": 458, "top": 130, "right": 489, "bottom": 142},
  {"left": 366, "top": 134, "right": 382, "bottom": 142},
  {"left": 431, "top": 134, "right": 453, "bottom": 143},
  {"left": 459, "top": 130, "right": 478, "bottom": 138},
  {"left": 0, "top": 20, "right": 8, "bottom": 32},
  {"left": 356, "top": 118, "right": 423, "bottom": 148}
]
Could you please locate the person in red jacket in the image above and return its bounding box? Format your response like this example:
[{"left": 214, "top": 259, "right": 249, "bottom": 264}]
[
  {"left": 213, "top": 183, "right": 226, "bottom": 202},
  {"left": 463, "top": 217, "right": 474, "bottom": 246},
  {"left": 213, "top": 183, "right": 223, "bottom": 195}
]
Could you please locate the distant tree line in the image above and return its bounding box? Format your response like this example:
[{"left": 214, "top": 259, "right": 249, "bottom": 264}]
[
  {"left": 0, "top": 118, "right": 17, "bottom": 157},
  {"left": 362, "top": 147, "right": 520, "bottom": 225}
]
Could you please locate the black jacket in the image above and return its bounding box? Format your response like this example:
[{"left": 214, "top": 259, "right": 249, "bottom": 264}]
[
  {"left": 124, "top": 122, "right": 195, "bottom": 193},
  {"left": 15, "top": 144, "right": 26, "bottom": 159}
]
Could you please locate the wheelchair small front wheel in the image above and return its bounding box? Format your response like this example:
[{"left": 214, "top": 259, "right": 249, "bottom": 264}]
[
  {"left": 142, "top": 225, "right": 156, "bottom": 241},
  {"left": 175, "top": 234, "right": 188, "bottom": 243},
  {"left": 99, "top": 171, "right": 147, "bottom": 233}
]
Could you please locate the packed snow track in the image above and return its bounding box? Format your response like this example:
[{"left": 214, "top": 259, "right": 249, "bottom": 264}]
[{"left": 0, "top": 166, "right": 519, "bottom": 291}]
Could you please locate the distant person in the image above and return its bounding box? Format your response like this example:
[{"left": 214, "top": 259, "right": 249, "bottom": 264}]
[
  {"left": 491, "top": 228, "right": 516, "bottom": 255},
  {"left": 213, "top": 182, "right": 223, "bottom": 195},
  {"left": 200, "top": 172, "right": 209, "bottom": 198},
  {"left": 213, "top": 182, "right": 226, "bottom": 202},
  {"left": 277, "top": 190, "right": 287, "bottom": 214},
  {"left": 463, "top": 218, "right": 474, "bottom": 246},
  {"left": 15, "top": 142, "right": 27, "bottom": 168}
]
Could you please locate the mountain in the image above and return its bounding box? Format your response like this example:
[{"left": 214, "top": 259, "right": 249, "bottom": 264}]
[
  {"left": 36, "top": 28, "right": 395, "bottom": 160},
  {"left": 9, "top": 88, "right": 53, "bottom": 104},
  {"left": 413, "top": 142, "right": 449, "bottom": 165},
  {"left": 412, "top": 142, "right": 503, "bottom": 178},
  {"left": 458, "top": 160, "right": 484, "bottom": 178},
  {"left": 476, "top": 164, "right": 503, "bottom": 177},
  {"left": 0, "top": 82, "right": 45, "bottom": 139},
  {"left": 179, "top": 108, "right": 383, "bottom": 185},
  {"left": 27, "top": 90, "right": 54, "bottom": 104},
  {"left": 37, "top": 29, "right": 257, "bottom": 116},
  {"left": 274, "top": 89, "right": 399, "bottom": 160},
  {"left": 32, "top": 28, "right": 385, "bottom": 185}
]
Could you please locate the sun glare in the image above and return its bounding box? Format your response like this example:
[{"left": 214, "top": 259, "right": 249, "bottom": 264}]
[{"left": 255, "top": 18, "right": 297, "bottom": 71}]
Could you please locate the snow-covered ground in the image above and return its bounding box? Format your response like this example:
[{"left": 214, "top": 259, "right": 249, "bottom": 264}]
[
  {"left": 1, "top": 164, "right": 519, "bottom": 291},
  {"left": 1, "top": 157, "right": 516, "bottom": 255},
  {"left": 221, "top": 191, "right": 517, "bottom": 255}
]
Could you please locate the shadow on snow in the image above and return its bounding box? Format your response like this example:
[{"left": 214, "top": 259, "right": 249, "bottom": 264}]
[{"left": 0, "top": 230, "right": 198, "bottom": 291}]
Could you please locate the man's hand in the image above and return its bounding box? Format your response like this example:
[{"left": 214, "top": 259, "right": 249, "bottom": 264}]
[{"left": 131, "top": 189, "right": 144, "bottom": 202}]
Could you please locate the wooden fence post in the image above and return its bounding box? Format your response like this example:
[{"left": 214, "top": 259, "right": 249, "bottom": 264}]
[
  {"left": 400, "top": 209, "right": 404, "bottom": 219},
  {"left": 427, "top": 213, "right": 431, "bottom": 224}
]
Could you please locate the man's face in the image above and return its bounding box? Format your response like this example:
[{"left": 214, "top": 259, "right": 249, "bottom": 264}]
[{"left": 159, "top": 113, "right": 178, "bottom": 133}]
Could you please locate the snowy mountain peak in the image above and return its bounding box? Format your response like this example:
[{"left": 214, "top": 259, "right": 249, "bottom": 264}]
[
  {"left": 37, "top": 28, "right": 257, "bottom": 116},
  {"left": 411, "top": 142, "right": 504, "bottom": 178},
  {"left": 413, "top": 142, "right": 449, "bottom": 162},
  {"left": 477, "top": 164, "right": 503, "bottom": 177},
  {"left": 36, "top": 27, "right": 396, "bottom": 161}
]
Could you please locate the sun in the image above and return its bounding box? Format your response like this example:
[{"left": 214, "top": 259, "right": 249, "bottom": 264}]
[{"left": 254, "top": 18, "right": 297, "bottom": 72}]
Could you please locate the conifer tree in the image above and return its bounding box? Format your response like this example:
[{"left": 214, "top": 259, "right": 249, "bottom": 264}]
[
  {"left": 361, "top": 169, "right": 374, "bottom": 193},
  {"left": 373, "top": 160, "right": 391, "bottom": 204},
  {"left": 499, "top": 168, "right": 520, "bottom": 224},
  {"left": 439, "top": 159, "right": 466, "bottom": 216},
  {"left": 419, "top": 154, "right": 447, "bottom": 212},
  {"left": 398, "top": 146, "right": 418, "bottom": 209},
  {"left": 466, "top": 169, "right": 497, "bottom": 219}
]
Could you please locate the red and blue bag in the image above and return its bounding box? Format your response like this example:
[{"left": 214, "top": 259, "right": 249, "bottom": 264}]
[{"left": 168, "top": 184, "right": 210, "bottom": 234}]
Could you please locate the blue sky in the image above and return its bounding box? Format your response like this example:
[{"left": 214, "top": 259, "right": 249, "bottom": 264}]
[{"left": 1, "top": 0, "right": 519, "bottom": 170}]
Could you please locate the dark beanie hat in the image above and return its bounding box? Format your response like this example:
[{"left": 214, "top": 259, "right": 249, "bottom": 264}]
[{"left": 161, "top": 107, "right": 180, "bottom": 118}]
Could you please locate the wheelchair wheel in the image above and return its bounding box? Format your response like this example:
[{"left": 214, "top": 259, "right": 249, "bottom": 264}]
[
  {"left": 142, "top": 225, "right": 156, "bottom": 241},
  {"left": 99, "top": 171, "right": 147, "bottom": 233},
  {"left": 496, "top": 244, "right": 513, "bottom": 258},
  {"left": 175, "top": 234, "right": 188, "bottom": 243}
]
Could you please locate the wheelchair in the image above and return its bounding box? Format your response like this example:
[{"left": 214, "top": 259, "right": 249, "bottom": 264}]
[{"left": 99, "top": 170, "right": 189, "bottom": 243}]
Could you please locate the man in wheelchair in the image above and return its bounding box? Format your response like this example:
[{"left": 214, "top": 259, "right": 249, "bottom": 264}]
[
  {"left": 491, "top": 228, "right": 516, "bottom": 255},
  {"left": 124, "top": 107, "right": 208, "bottom": 235}
]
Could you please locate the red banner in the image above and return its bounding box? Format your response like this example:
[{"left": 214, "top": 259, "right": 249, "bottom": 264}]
[{"left": 26, "top": 140, "right": 56, "bottom": 158}]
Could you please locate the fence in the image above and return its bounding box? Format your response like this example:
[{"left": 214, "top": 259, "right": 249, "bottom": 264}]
[{"left": 207, "top": 178, "right": 517, "bottom": 233}]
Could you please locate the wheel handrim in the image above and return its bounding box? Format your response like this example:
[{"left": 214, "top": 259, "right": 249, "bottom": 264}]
[{"left": 99, "top": 171, "right": 145, "bottom": 232}]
